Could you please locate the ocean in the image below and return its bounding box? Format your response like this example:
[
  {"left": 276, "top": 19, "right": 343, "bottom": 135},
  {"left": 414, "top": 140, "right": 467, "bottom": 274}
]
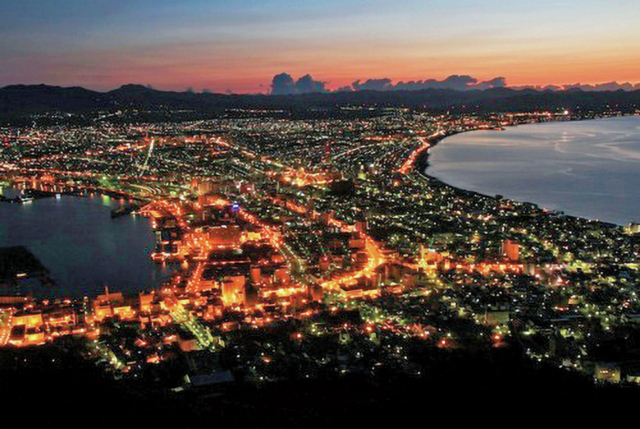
[{"left": 427, "top": 116, "right": 640, "bottom": 225}]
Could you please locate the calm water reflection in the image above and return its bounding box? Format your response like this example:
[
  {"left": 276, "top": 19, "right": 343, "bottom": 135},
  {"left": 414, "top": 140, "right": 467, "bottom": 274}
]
[
  {"left": 0, "top": 189, "right": 169, "bottom": 297},
  {"left": 428, "top": 116, "right": 640, "bottom": 225}
]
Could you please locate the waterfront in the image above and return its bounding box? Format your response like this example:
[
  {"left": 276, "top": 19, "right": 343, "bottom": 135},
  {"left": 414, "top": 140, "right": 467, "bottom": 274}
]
[
  {"left": 0, "top": 188, "right": 168, "bottom": 298},
  {"left": 427, "top": 115, "right": 640, "bottom": 225},
  {"left": 1, "top": 111, "right": 640, "bottom": 400}
]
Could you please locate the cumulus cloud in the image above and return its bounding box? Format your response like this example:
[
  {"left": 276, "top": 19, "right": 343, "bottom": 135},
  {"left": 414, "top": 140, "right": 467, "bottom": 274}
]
[
  {"left": 389, "top": 80, "right": 427, "bottom": 91},
  {"left": 271, "top": 73, "right": 296, "bottom": 95},
  {"left": 350, "top": 75, "right": 504, "bottom": 92},
  {"left": 511, "top": 84, "right": 563, "bottom": 91},
  {"left": 270, "top": 73, "right": 327, "bottom": 95},
  {"left": 514, "top": 82, "right": 640, "bottom": 92},
  {"left": 295, "top": 74, "right": 326, "bottom": 94},
  {"left": 352, "top": 78, "right": 392, "bottom": 91},
  {"left": 270, "top": 73, "right": 640, "bottom": 95},
  {"left": 424, "top": 75, "right": 478, "bottom": 90},
  {"left": 472, "top": 77, "right": 507, "bottom": 90},
  {"left": 563, "top": 82, "right": 636, "bottom": 92}
]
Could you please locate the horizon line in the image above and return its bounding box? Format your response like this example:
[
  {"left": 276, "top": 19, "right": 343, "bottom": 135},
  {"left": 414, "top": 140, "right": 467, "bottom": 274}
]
[{"left": 3, "top": 78, "right": 640, "bottom": 95}]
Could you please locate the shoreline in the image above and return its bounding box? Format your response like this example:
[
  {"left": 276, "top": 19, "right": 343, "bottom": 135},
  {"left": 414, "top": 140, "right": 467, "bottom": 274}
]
[{"left": 415, "top": 114, "right": 640, "bottom": 227}]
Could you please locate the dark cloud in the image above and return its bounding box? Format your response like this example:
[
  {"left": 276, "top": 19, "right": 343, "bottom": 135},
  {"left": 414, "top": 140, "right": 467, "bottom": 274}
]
[
  {"left": 271, "top": 73, "right": 640, "bottom": 95},
  {"left": 597, "top": 82, "right": 634, "bottom": 91},
  {"left": 563, "top": 83, "right": 598, "bottom": 91},
  {"left": 472, "top": 77, "right": 507, "bottom": 90},
  {"left": 533, "top": 82, "right": 640, "bottom": 92},
  {"left": 426, "top": 75, "right": 478, "bottom": 90},
  {"left": 295, "top": 74, "right": 326, "bottom": 94},
  {"left": 389, "top": 75, "right": 476, "bottom": 91},
  {"left": 565, "top": 82, "right": 636, "bottom": 91},
  {"left": 350, "top": 75, "right": 501, "bottom": 92},
  {"left": 270, "top": 73, "right": 327, "bottom": 95},
  {"left": 271, "top": 73, "right": 296, "bottom": 95},
  {"left": 391, "top": 81, "right": 427, "bottom": 91},
  {"left": 352, "top": 78, "right": 392, "bottom": 91},
  {"left": 511, "top": 84, "right": 562, "bottom": 91}
]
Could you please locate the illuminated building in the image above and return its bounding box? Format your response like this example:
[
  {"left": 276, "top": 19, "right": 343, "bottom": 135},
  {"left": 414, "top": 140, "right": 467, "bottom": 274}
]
[
  {"left": 45, "top": 308, "right": 77, "bottom": 327},
  {"left": 248, "top": 265, "right": 260, "bottom": 281},
  {"left": 93, "top": 291, "right": 125, "bottom": 322},
  {"left": 595, "top": 363, "right": 621, "bottom": 383},
  {"left": 273, "top": 267, "right": 290, "bottom": 285},
  {"left": 178, "top": 329, "right": 201, "bottom": 352},
  {"left": 221, "top": 275, "right": 246, "bottom": 306},
  {"left": 501, "top": 239, "right": 520, "bottom": 261},
  {"left": 139, "top": 293, "right": 154, "bottom": 313},
  {"left": 205, "top": 225, "right": 242, "bottom": 247},
  {"left": 625, "top": 223, "right": 640, "bottom": 235},
  {"left": 12, "top": 310, "right": 43, "bottom": 328}
]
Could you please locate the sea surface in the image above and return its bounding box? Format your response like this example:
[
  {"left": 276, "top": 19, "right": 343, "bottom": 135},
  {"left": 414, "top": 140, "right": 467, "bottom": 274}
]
[
  {"left": 0, "top": 188, "right": 169, "bottom": 297},
  {"left": 427, "top": 116, "right": 640, "bottom": 225}
]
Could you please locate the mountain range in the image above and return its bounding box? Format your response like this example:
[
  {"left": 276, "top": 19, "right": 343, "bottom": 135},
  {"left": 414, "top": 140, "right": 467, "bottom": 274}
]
[{"left": 1, "top": 84, "right": 639, "bottom": 124}]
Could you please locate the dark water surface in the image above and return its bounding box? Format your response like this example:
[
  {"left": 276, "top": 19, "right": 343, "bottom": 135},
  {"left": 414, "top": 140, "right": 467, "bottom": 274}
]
[
  {"left": 0, "top": 189, "right": 168, "bottom": 297},
  {"left": 428, "top": 116, "right": 640, "bottom": 225}
]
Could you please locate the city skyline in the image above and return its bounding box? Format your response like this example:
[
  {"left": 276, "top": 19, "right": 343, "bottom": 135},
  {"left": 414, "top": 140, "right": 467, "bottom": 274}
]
[
  {"left": 1, "top": 0, "right": 639, "bottom": 93},
  {"left": 3, "top": 0, "right": 640, "bottom": 422}
]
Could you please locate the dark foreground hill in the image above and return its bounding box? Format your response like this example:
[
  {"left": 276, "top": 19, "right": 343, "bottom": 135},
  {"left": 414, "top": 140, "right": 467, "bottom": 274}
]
[{"left": 2, "top": 343, "right": 639, "bottom": 428}]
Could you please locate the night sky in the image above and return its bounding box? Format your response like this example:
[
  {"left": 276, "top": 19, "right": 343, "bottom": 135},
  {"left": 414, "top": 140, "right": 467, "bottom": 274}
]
[{"left": 1, "top": 0, "right": 638, "bottom": 92}]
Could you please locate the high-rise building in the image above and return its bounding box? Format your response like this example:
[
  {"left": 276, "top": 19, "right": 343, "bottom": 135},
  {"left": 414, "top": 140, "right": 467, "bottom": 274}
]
[{"left": 501, "top": 239, "right": 519, "bottom": 261}]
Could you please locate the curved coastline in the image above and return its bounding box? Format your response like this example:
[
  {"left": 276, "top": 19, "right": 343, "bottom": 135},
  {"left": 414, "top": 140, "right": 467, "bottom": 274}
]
[{"left": 415, "top": 115, "right": 640, "bottom": 227}]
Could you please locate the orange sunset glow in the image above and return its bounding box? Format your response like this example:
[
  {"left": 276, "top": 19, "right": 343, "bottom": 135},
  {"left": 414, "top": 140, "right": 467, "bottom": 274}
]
[{"left": 1, "top": 0, "right": 638, "bottom": 93}]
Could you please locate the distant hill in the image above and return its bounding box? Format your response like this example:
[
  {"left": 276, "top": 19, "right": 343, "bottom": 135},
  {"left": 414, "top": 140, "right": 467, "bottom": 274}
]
[
  {"left": 1, "top": 84, "right": 640, "bottom": 124},
  {"left": 0, "top": 84, "right": 105, "bottom": 115}
]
